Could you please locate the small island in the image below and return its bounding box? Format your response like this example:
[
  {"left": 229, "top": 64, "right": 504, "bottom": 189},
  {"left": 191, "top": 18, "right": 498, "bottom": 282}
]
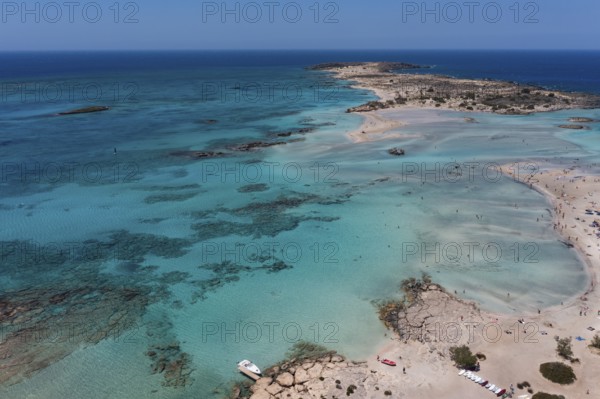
[{"left": 312, "top": 62, "right": 600, "bottom": 115}]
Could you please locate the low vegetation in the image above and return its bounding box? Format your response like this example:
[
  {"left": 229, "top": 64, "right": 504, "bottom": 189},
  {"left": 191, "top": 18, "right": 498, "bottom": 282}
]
[
  {"left": 449, "top": 345, "right": 478, "bottom": 369},
  {"left": 532, "top": 393, "right": 566, "bottom": 399},
  {"left": 589, "top": 334, "right": 600, "bottom": 350},
  {"left": 346, "top": 384, "right": 357, "bottom": 396},
  {"left": 539, "top": 362, "right": 576, "bottom": 385},
  {"left": 555, "top": 336, "right": 574, "bottom": 360},
  {"left": 400, "top": 272, "right": 432, "bottom": 303}
]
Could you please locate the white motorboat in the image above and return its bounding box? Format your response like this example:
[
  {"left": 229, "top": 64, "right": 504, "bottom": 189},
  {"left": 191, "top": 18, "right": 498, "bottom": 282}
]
[{"left": 238, "top": 359, "right": 261, "bottom": 375}]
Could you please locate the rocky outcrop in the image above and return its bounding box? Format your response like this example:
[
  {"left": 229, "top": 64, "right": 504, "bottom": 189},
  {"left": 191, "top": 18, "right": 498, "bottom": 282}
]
[
  {"left": 233, "top": 351, "right": 370, "bottom": 399},
  {"left": 229, "top": 141, "right": 288, "bottom": 152},
  {"left": 229, "top": 278, "right": 485, "bottom": 399},
  {"left": 558, "top": 124, "right": 589, "bottom": 130},
  {"left": 147, "top": 342, "right": 193, "bottom": 387},
  {"left": 170, "top": 150, "right": 227, "bottom": 159},
  {"left": 388, "top": 147, "right": 406, "bottom": 156},
  {"left": 378, "top": 278, "right": 483, "bottom": 344},
  {"left": 568, "top": 117, "right": 597, "bottom": 123},
  {"left": 57, "top": 106, "right": 110, "bottom": 115}
]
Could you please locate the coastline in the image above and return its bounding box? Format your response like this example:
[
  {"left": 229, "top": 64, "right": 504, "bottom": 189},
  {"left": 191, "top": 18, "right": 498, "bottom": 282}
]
[
  {"left": 326, "top": 62, "right": 600, "bottom": 143},
  {"left": 234, "top": 65, "right": 600, "bottom": 399}
]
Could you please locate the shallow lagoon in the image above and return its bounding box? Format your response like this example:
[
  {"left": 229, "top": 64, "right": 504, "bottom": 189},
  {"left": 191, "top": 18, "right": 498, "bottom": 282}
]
[{"left": 0, "top": 64, "right": 597, "bottom": 397}]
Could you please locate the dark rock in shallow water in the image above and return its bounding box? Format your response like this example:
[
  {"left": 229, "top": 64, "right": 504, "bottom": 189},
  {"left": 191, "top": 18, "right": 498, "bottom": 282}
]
[
  {"left": 230, "top": 141, "right": 288, "bottom": 152},
  {"left": 147, "top": 341, "right": 194, "bottom": 387},
  {"left": 144, "top": 192, "right": 198, "bottom": 204},
  {"left": 568, "top": 117, "right": 597, "bottom": 123},
  {"left": 238, "top": 183, "right": 269, "bottom": 193},
  {"left": 558, "top": 124, "right": 589, "bottom": 130},
  {"left": 388, "top": 147, "right": 406, "bottom": 156},
  {"left": 170, "top": 150, "right": 227, "bottom": 159},
  {"left": 116, "top": 262, "right": 143, "bottom": 273},
  {"left": 57, "top": 106, "right": 110, "bottom": 115}
]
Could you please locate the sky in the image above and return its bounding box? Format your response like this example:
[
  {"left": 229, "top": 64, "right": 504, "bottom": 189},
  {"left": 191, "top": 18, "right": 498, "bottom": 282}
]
[{"left": 1, "top": 0, "right": 599, "bottom": 51}]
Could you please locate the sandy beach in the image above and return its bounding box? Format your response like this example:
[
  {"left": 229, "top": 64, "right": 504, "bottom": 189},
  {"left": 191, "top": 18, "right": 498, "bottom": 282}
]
[
  {"left": 239, "top": 158, "right": 600, "bottom": 399},
  {"left": 346, "top": 111, "right": 410, "bottom": 143}
]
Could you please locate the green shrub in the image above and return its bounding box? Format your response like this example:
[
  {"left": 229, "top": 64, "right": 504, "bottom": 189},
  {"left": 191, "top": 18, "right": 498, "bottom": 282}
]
[
  {"left": 556, "top": 337, "right": 573, "bottom": 360},
  {"left": 395, "top": 96, "right": 407, "bottom": 105},
  {"left": 532, "top": 393, "right": 566, "bottom": 399},
  {"left": 539, "top": 362, "right": 576, "bottom": 385},
  {"left": 516, "top": 381, "right": 530, "bottom": 389},
  {"left": 449, "top": 345, "right": 477, "bottom": 369},
  {"left": 346, "top": 384, "right": 357, "bottom": 396},
  {"left": 590, "top": 334, "right": 600, "bottom": 349}
]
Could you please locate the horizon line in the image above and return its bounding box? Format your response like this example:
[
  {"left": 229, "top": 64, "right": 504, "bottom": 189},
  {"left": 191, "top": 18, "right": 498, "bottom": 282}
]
[{"left": 1, "top": 48, "right": 600, "bottom": 53}]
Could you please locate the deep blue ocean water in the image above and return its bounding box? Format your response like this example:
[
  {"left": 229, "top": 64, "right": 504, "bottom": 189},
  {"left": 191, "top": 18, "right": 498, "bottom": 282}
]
[{"left": 2, "top": 50, "right": 600, "bottom": 93}]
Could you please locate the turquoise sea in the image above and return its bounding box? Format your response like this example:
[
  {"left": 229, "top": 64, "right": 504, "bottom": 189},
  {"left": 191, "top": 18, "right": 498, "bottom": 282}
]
[{"left": 1, "top": 51, "right": 599, "bottom": 398}]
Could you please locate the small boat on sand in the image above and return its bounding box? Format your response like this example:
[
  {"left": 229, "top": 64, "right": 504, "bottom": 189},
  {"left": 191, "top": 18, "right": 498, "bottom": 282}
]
[
  {"left": 238, "top": 360, "right": 261, "bottom": 375},
  {"left": 380, "top": 359, "right": 396, "bottom": 366}
]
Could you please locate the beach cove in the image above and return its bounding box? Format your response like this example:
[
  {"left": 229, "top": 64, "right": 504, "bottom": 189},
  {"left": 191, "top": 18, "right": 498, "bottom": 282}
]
[{"left": 231, "top": 63, "right": 600, "bottom": 399}]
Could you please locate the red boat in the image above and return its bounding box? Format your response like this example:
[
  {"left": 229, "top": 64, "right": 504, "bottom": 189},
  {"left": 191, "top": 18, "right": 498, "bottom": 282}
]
[{"left": 380, "top": 359, "right": 396, "bottom": 366}]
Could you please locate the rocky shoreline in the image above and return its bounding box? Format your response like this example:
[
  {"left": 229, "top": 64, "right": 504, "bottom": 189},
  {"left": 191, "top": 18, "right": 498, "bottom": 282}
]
[
  {"left": 313, "top": 62, "right": 600, "bottom": 115},
  {"left": 230, "top": 344, "right": 398, "bottom": 399},
  {"left": 229, "top": 276, "right": 484, "bottom": 399}
]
